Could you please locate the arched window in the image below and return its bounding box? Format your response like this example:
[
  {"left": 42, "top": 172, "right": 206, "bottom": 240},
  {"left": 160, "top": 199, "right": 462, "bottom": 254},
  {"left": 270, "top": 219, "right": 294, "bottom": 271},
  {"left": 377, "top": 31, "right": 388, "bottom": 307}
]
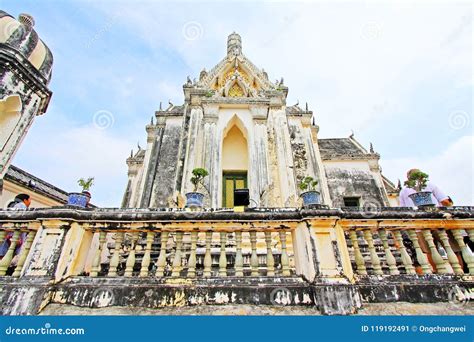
[{"left": 0, "top": 95, "right": 22, "bottom": 151}]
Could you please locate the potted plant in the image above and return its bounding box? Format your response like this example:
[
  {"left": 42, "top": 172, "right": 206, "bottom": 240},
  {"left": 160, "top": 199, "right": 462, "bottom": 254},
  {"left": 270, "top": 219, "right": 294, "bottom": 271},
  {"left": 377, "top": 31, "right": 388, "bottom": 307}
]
[
  {"left": 185, "top": 168, "right": 209, "bottom": 208},
  {"left": 67, "top": 177, "right": 94, "bottom": 208},
  {"left": 299, "top": 176, "right": 320, "bottom": 207},
  {"left": 404, "top": 170, "right": 434, "bottom": 207}
]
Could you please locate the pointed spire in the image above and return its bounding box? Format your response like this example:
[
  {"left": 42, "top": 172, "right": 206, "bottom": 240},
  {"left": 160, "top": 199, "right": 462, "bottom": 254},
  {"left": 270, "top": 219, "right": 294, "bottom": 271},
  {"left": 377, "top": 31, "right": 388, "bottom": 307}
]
[
  {"left": 150, "top": 116, "right": 154, "bottom": 125},
  {"left": 311, "top": 116, "right": 315, "bottom": 126},
  {"left": 130, "top": 149, "right": 133, "bottom": 158},
  {"left": 159, "top": 102, "right": 162, "bottom": 111},
  {"left": 227, "top": 32, "right": 242, "bottom": 56},
  {"left": 370, "top": 142, "right": 374, "bottom": 153},
  {"left": 305, "top": 102, "right": 308, "bottom": 111},
  {"left": 397, "top": 179, "right": 402, "bottom": 190}
]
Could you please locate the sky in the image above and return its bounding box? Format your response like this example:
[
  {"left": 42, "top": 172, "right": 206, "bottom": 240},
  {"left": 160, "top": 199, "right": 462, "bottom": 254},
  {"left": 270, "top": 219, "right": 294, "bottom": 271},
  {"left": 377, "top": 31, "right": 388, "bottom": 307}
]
[{"left": 2, "top": 0, "right": 473, "bottom": 207}]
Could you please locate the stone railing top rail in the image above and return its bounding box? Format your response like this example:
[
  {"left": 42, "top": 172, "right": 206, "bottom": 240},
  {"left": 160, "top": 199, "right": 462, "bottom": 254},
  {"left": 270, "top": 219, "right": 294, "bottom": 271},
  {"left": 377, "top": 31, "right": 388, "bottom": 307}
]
[{"left": 0, "top": 206, "right": 473, "bottom": 222}]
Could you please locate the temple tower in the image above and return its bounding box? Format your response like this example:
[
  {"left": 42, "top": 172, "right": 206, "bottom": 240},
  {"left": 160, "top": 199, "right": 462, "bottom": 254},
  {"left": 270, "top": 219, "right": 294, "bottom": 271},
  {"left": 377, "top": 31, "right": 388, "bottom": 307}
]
[{"left": 0, "top": 11, "right": 53, "bottom": 191}]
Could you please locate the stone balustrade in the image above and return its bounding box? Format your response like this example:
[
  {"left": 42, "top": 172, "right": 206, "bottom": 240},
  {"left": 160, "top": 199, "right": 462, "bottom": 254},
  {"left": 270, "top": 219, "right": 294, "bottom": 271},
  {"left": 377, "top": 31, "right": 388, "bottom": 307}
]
[
  {"left": 341, "top": 218, "right": 474, "bottom": 277},
  {"left": 0, "top": 206, "right": 473, "bottom": 315},
  {"left": 84, "top": 226, "right": 294, "bottom": 278}
]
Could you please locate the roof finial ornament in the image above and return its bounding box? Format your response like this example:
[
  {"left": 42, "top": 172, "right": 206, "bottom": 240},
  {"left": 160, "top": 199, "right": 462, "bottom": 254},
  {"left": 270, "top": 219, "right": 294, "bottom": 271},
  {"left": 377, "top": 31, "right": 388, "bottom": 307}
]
[
  {"left": 350, "top": 130, "right": 355, "bottom": 138},
  {"left": 186, "top": 76, "right": 192, "bottom": 86},
  {"left": 370, "top": 142, "right": 374, "bottom": 153},
  {"left": 279, "top": 77, "right": 284, "bottom": 85},
  {"left": 167, "top": 100, "right": 174, "bottom": 110},
  {"left": 397, "top": 179, "right": 402, "bottom": 190},
  {"left": 137, "top": 141, "right": 141, "bottom": 150},
  {"left": 311, "top": 116, "right": 315, "bottom": 126},
  {"left": 227, "top": 32, "right": 242, "bottom": 57},
  {"left": 150, "top": 116, "right": 154, "bottom": 125},
  {"left": 305, "top": 102, "right": 308, "bottom": 111},
  {"left": 130, "top": 149, "right": 134, "bottom": 158},
  {"left": 159, "top": 102, "right": 162, "bottom": 111},
  {"left": 295, "top": 99, "right": 299, "bottom": 107}
]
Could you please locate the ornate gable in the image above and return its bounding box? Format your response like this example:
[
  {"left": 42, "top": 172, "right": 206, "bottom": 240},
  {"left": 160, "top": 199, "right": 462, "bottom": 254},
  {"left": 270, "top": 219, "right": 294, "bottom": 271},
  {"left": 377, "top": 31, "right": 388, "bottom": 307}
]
[{"left": 191, "top": 33, "right": 283, "bottom": 98}]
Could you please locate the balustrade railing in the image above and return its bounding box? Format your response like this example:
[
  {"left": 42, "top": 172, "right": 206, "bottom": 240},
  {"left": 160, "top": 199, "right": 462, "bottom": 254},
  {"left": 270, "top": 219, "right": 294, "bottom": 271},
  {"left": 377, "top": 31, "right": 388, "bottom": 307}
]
[
  {"left": 85, "top": 227, "right": 294, "bottom": 278},
  {"left": 0, "top": 224, "right": 37, "bottom": 277},
  {"left": 343, "top": 224, "right": 474, "bottom": 276},
  {"left": 0, "top": 207, "right": 473, "bottom": 284}
]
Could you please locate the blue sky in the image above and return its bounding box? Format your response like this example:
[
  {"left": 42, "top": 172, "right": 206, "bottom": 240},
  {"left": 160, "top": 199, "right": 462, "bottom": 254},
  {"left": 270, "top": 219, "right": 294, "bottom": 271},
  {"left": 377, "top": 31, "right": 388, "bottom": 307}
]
[{"left": 3, "top": 0, "right": 473, "bottom": 206}]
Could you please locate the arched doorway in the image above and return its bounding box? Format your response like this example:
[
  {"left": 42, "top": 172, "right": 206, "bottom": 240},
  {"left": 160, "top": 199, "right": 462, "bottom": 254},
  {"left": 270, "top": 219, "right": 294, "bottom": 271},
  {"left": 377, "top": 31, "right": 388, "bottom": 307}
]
[{"left": 222, "top": 117, "right": 249, "bottom": 207}]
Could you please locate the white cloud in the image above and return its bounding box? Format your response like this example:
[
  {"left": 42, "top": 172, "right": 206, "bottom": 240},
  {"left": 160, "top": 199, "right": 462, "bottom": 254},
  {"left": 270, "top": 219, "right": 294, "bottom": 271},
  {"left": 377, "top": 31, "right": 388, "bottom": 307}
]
[
  {"left": 13, "top": 107, "right": 132, "bottom": 207},
  {"left": 381, "top": 135, "right": 474, "bottom": 205},
  {"left": 7, "top": 1, "right": 472, "bottom": 208}
]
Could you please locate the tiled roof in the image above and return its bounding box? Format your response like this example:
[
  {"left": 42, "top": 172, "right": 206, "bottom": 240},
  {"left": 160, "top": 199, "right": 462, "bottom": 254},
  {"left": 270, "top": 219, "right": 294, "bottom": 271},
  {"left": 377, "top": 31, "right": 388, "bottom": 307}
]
[
  {"left": 4, "top": 165, "right": 68, "bottom": 204},
  {"left": 318, "top": 138, "right": 366, "bottom": 159}
]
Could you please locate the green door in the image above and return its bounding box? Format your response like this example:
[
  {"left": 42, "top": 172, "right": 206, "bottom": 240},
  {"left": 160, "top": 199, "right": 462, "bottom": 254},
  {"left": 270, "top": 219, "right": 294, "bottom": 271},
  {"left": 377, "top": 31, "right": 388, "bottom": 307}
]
[{"left": 223, "top": 172, "right": 247, "bottom": 208}]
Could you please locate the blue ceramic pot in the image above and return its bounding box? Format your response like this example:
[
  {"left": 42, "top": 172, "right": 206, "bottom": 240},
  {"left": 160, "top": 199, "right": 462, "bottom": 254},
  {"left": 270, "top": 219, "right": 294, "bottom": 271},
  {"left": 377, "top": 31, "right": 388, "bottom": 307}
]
[
  {"left": 185, "top": 192, "right": 205, "bottom": 207},
  {"left": 301, "top": 191, "right": 321, "bottom": 207},
  {"left": 409, "top": 191, "right": 434, "bottom": 207},
  {"left": 67, "top": 192, "right": 90, "bottom": 208}
]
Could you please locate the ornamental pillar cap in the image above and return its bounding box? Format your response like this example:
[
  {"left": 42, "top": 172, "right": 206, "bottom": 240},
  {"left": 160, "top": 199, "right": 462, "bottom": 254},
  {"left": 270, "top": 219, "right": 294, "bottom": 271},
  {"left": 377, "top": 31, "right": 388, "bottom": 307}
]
[{"left": 227, "top": 32, "right": 242, "bottom": 57}]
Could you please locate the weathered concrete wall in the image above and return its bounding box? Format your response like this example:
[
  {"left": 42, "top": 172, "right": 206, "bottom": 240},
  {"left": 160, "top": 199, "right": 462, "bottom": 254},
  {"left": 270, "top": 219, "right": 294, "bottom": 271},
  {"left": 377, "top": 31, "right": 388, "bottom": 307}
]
[
  {"left": 150, "top": 117, "right": 183, "bottom": 207},
  {"left": 323, "top": 164, "right": 387, "bottom": 208}
]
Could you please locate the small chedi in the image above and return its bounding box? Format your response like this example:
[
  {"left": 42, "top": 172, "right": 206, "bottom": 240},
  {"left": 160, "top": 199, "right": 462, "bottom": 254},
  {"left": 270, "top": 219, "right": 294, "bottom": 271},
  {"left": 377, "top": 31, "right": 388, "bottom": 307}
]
[{"left": 0, "top": 13, "right": 473, "bottom": 316}]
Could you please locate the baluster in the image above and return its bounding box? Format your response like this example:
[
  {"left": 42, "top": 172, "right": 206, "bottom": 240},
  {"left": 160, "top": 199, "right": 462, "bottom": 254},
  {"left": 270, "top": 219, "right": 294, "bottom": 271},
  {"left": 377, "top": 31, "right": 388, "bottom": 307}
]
[
  {"left": 124, "top": 232, "right": 139, "bottom": 277},
  {"left": 90, "top": 231, "right": 106, "bottom": 277},
  {"left": 188, "top": 231, "right": 198, "bottom": 278},
  {"left": 171, "top": 232, "right": 183, "bottom": 277},
  {"left": 407, "top": 229, "right": 432, "bottom": 274},
  {"left": 349, "top": 230, "right": 367, "bottom": 275},
  {"left": 467, "top": 229, "right": 474, "bottom": 245},
  {"left": 422, "top": 230, "right": 449, "bottom": 274},
  {"left": 452, "top": 229, "right": 474, "bottom": 275},
  {"left": 379, "top": 229, "right": 399, "bottom": 275},
  {"left": 363, "top": 230, "right": 383, "bottom": 275},
  {"left": 156, "top": 231, "right": 169, "bottom": 277},
  {"left": 235, "top": 231, "right": 244, "bottom": 276},
  {"left": 250, "top": 231, "right": 259, "bottom": 276},
  {"left": 108, "top": 232, "right": 124, "bottom": 276},
  {"left": 13, "top": 230, "right": 37, "bottom": 277},
  {"left": 140, "top": 232, "right": 154, "bottom": 277},
  {"left": 393, "top": 230, "right": 415, "bottom": 274},
  {"left": 438, "top": 229, "right": 462, "bottom": 274},
  {"left": 0, "top": 231, "right": 20, "bottom": 276},
  {"left": 265, "top": 231, "right": 275, "bottom": 276},
  {"left": 0, "top": 231, "right": 6, "bottom": 246},
  {"left": 219, "top": 232, "right": 227, "bottom": 277},
  {"left": 203, "top": 231, "right": 212, "bottom": 277},
  {"left": 279, "top": 231, "right": 290, "bottom": 276}
]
